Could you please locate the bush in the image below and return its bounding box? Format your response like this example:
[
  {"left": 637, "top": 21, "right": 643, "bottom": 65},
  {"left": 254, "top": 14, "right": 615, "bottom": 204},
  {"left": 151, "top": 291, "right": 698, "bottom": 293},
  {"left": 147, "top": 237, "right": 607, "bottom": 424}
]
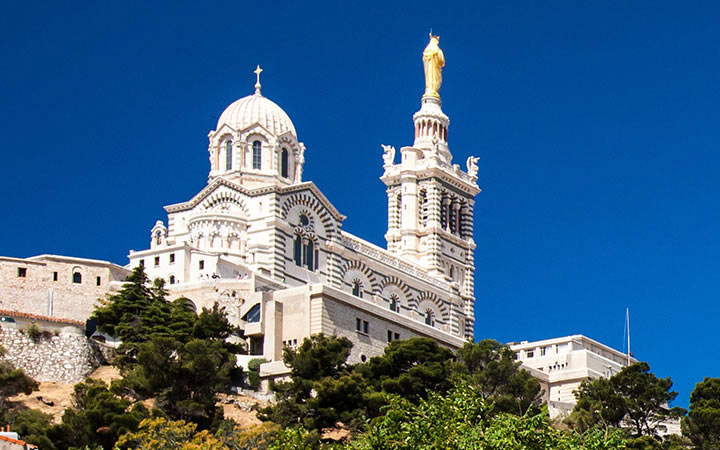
[
  {"left": 26, "top": 324, "right": 41, "bottom": 342},
  {"left": 248, "top": 358, "right": 267, "bottom": 390}
]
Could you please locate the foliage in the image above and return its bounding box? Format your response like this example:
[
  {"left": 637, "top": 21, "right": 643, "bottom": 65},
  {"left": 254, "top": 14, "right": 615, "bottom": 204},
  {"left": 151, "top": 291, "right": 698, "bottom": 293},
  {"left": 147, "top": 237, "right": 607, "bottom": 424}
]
[
  {"left": 358, "top": 337, "right": 454, "bottom": 402},
  {"left": 453, "top": 339, "right": 542, "bottom": 415},
  {"left": 345, "top": 381, "right": 626, "bottom": 450},
  {"left": 216, "top": 422, "right": 280, "bottom": 450},
  {"left": 116, "top": 417, "right": 227, "bottom": 450},
  {"left": 569, "top": 362, "right": 685, "bottom": 438},
  {"left": 3, "top": 407, "right": 56, "bottom": 450},
  {"left": 93, "top": 265, "right": 241, "bottom": 429},
  {"left": 48, "top": 378, "right": 149, "bottom": 450},
  {"left": 683, "top": 377, "right": 720, "bottom": 449},
  {"left": 0, "top": 354, "right": 38, "bottom": 411},
  {"left": 247, "top": 358, "right": 267, "bottom": 391}
]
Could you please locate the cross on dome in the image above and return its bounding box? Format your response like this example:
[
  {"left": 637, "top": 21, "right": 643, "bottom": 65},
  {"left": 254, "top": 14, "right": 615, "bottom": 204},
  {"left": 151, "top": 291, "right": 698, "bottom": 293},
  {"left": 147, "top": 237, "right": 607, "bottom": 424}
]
[{"left": 254, "top": 65, "right": 263, "bottom": 95}]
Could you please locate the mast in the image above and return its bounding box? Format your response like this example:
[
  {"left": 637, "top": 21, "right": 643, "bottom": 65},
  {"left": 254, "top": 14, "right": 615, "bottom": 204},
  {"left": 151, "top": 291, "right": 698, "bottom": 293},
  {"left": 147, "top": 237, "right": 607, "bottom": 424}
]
[{"left": 626, "top": 307, "right": 631, "bottom": 366}]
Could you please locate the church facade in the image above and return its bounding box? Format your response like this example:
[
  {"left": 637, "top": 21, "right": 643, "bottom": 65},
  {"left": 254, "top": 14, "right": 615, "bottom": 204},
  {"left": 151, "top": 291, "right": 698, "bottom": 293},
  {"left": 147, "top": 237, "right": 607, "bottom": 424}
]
[{"left": 127, "top": 43, "right": 480, "bottom": 376}]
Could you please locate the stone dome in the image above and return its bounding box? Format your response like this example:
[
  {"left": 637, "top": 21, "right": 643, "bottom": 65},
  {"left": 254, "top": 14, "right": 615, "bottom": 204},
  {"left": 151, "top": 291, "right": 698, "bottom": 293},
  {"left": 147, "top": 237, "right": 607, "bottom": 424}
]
[{"left": 216, "top": 93, "right": 297, "bottom": 137}]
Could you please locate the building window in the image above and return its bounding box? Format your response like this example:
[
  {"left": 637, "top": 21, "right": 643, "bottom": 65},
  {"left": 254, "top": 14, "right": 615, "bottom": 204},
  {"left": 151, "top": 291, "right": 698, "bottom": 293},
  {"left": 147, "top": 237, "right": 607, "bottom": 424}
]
[
  {"left": 389, "top": 294, "right": 399, "bottom": 312},
  {"left": 526, "top": 350, "right": 534, "bottom": 358},
  {"left": 352, "top": 280, "right": 362, "bottom": 298},
  {"left": 154, "top": 256, "right": 160, "bottom": 266},
  {"left": 299, "top": 214, "right": 309, "bottom": 227},
  {"left": 387, "top": 330, "right": 401, "bottom": 343},
  {"left": 17, "top": 267, "right": 27, "bottom": 278},
  {"left": 53, "top": 271, "right": 58, "bottom": 281},
  {"left": 139, "top": 259, "right": 145, "bottom": 268},
  {"left": 281, "top": 148, "right": 289, "bottom": 178},
  {"left": 73, "top": 272, "right": 82, "bottom": 284},
  {"left": 169, "top": 275, "right": 175, "bottom": 285},
  {"left": 96, "top": 276, "right": 101, "bottom": 286},
  {"left": 252, "top": 140, "right": 262, "bottom": 169},
  {"left": 225, "top": 140, "right": 233, "bottom": 170},
  {"left": 356, "top": 318, "right": 369, "bottom": 334},
  {"left": 293, "top": 233, "right": 318, "bottom": 271},
  {"left": 199, "top": 260, "right": 204, "bottom": 270},
  {"left": 424, "top": 309, "right": 435, "bottom": 327},
  {"left": 244, "top": 304, "right": 261, "bottom": 323},
  {"left": 540, "top": 347, "right": 546, "bottom": 356},
  {"left": 169, "top": 253, "right": 175, "bottom": 264}
]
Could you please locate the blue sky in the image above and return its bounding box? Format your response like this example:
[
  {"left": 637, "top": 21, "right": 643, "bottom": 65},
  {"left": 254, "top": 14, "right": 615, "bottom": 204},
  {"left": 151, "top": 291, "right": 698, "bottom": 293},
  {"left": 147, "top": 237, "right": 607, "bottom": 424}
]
[{"left": 2, "top": 1, "right": 719, "bottom": 407}]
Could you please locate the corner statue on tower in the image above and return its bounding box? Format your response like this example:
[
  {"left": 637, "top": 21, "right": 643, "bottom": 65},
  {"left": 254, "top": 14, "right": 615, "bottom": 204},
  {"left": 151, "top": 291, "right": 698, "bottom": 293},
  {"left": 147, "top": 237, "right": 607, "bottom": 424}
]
[{"left": 423, "top": 34, "right": 445, "bottom": 97}]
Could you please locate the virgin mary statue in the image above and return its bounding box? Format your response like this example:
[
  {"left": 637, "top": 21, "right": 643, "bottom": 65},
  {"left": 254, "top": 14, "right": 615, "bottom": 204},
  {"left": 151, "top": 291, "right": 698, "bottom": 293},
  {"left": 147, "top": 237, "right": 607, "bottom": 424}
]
[{"left": 423, "top": 34, "right": 445, "bottom": 97}]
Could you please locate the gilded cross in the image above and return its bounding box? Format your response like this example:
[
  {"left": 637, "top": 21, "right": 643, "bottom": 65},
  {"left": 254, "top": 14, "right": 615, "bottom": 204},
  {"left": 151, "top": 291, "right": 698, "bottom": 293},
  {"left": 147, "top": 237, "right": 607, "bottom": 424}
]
[{"left": 254, "top": 65, "right": 263, "bottom": 94}]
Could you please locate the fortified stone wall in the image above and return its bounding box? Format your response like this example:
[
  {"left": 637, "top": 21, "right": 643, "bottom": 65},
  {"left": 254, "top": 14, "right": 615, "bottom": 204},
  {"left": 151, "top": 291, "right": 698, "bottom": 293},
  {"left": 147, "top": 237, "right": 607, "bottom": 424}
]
[{"left": 0, "top": 326, "right": 104, "bottom": 384}]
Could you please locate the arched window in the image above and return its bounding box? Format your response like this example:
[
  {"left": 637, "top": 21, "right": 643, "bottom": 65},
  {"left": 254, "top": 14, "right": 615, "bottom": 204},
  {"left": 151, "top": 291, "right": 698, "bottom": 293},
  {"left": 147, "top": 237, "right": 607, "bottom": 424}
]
[
  {"left": 252, "top": 141, "right": 262, "bottom": 169},
  {"left": 169, "top": 275, "right": 175, "bottom": 285},
  {"left": 293, "top": 233, "right": 318, "bottom": 272},
  {"left": 73, "top": 272, "right": 82, "bottom": 284},
  {"left": 155, "top": 231, "right": 162, "bottom": 245},
  {"left": 425, "top": 308, "right": 435, "bottom": 326},
  {"left": 389, "top": 294, "right": 399, "bottom": 312},
  {"left": 299, "top": 214, "right": 309, "bottom": 227},
  {"left": 281, "top": 148, "right": 289, "bottom": 178},
  {"left": 352, "top": 280, "right": 362, "bottom": 298},
  {"left": 225, "top": 140, "right": 233, "bottom": 170}
]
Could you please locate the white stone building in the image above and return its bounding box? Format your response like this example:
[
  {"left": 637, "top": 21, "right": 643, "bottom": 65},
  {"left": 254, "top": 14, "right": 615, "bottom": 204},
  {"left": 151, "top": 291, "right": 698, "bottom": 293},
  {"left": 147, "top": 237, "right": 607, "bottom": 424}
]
[
  {"left": 510, "top": 335, "right": 637, "bottom": 419},
  {"left": 127, "top": 62, "right": 480, "bottom": 377}
]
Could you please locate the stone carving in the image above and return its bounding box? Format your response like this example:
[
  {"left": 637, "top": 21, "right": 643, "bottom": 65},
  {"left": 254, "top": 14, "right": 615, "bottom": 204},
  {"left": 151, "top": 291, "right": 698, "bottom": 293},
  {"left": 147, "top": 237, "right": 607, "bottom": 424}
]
[
  {"left": 381, "top": 144, "right": 396, "bottom": 166},
  {"left": 466, "top": 156, "right": 479, "bottom": 177},
  {"left": 294, "top": 146, "right": 305, "bottom": 182}
]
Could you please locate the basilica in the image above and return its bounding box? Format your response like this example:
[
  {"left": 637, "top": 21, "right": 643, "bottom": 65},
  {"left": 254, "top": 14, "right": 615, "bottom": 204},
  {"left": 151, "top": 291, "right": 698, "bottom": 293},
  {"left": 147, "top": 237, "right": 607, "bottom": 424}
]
[
  {"left": 0, "top": 36, "right": 479, "bottom": 382},
  {"left": 124, "top": 36, "right": 480, "bottom": 376}
]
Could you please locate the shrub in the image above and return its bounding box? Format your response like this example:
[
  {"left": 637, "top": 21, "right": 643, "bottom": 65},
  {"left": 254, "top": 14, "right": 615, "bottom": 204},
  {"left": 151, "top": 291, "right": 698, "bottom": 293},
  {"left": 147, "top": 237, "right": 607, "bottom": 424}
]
[{"left": 247, "top": 358, "right": 267, "bottom": 390}]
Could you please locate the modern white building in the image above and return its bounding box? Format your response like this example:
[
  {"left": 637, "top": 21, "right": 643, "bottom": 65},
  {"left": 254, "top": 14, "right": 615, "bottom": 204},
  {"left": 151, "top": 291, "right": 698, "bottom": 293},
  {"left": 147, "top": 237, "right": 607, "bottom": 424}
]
[
  {"left": 126, "top": 44, "right": 480, "bottom": 378},
  {"left": 510, "top": 335, "right": 636, "bottom": 419}
]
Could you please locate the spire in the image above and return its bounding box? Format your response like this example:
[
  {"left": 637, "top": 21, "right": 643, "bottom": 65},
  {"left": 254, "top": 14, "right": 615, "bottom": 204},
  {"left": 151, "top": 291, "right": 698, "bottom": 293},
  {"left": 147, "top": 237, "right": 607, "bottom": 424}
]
[{"left": 254, "top": 65, "right": 263, "bottom": 95}]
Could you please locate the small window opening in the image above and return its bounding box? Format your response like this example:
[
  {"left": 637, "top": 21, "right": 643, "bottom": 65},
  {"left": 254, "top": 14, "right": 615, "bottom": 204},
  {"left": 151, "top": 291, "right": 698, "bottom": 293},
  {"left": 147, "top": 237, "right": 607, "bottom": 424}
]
[
  {"left": 424, "top": 309, "right": 434, "bottom": 326},
  {"left": 199, "top": 260, "right": 204, "bottom": 270},
  {"left": 73, "top": 272, "right": 82, "bottom": 284},
  {"left": 96, "top": 276, "right": 101, "bottom": 286},
  {"left": 169, "top": 253, "right": 175, "bottom": 264},
  {"left": 53, "top": 271, "right": 58, "bottom": 281},
  {"left": 352, "top": 280, "right": 362, "bottom": 298},
  {"left": 154, "top": 256, "right": 160, "bottom": 267},
  {"left": 225, "top": 140, "right": 233, "bottom": 170},
  {"left": 169, "top": 275, "right": 175, "bottom": 285},
  {"left": 281, "top": 148, "right": 289, "bottom": 178},
  {"left": 389, "top": 294, "right": 399, "bottom": 312},
  {"left": 17, "top": 267, "right": 27, "bottom": 278}
]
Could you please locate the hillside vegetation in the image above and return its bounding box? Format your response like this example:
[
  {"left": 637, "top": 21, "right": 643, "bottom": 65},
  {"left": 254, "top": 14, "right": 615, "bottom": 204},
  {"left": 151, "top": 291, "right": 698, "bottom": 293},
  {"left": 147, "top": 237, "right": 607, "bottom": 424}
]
[{"left": 0, "top": 266, "right": 717, "bottom": 449}]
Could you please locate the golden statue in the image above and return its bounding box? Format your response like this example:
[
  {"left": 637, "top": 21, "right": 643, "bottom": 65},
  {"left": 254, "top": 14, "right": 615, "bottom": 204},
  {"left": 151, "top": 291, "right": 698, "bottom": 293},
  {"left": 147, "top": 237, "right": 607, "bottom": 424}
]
[{"left": 423, "top": 34, "right": 445, "bottom": 97}]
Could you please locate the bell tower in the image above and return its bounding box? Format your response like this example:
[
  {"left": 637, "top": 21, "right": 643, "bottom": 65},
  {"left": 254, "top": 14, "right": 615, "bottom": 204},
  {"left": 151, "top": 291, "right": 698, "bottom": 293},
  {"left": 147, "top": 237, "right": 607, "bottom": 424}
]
[{"left": 380, "top": 35, "right": 480, "bottom": 339}]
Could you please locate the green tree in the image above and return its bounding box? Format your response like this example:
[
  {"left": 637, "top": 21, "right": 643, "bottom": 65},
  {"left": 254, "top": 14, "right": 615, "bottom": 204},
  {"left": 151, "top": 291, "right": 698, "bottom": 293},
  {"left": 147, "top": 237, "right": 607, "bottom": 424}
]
[
  {"left": 569, "top": 362, "right": 685, "bottom": 439},
  {"left": 116, "top": 417, "right": 227, "bottom": 450},
  {"left": 3, "top": 407, "right": 56, "bottom": 450},
  {"left": 453, "top": 339, "right": 542, "bottom": 415},
  {"left": 683, "top": 377, "right": 720, "bottom": 449},
  {"left": 345, "top": 381, "right": 626, "bottom": 450},
  {"left": 49, "top": 378, "right": 148, "bottom": 450},
  {"left": 358, "top": 337, "right": 454, "bottom": 402},
  {"left": 94, "top": 266, "right": 241, "bottom": 430}
]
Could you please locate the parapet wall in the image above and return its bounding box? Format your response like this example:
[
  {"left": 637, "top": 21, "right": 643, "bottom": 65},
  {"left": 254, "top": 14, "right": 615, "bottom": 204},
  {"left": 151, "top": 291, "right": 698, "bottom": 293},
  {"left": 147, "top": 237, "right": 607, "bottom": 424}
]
[{"left": 0, "top": 326, "right": 104, "bottom": 384}]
